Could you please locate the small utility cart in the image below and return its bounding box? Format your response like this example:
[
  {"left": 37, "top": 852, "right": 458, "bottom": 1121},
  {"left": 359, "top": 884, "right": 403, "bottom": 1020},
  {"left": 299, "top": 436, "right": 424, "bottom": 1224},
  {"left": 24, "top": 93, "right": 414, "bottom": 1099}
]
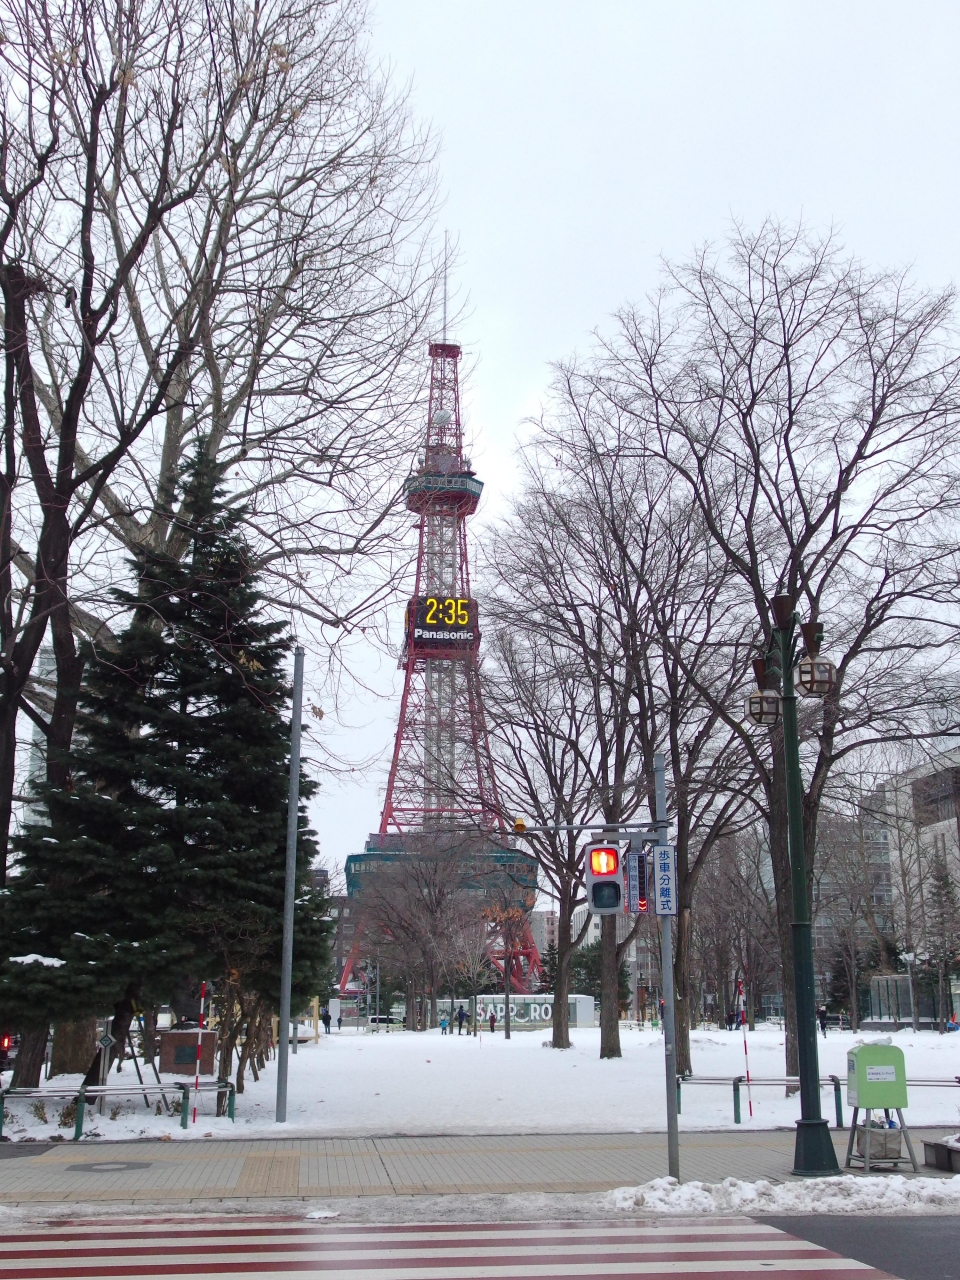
[{"left": 844, "top": 1043, "right": 919, "bottom": 1173}]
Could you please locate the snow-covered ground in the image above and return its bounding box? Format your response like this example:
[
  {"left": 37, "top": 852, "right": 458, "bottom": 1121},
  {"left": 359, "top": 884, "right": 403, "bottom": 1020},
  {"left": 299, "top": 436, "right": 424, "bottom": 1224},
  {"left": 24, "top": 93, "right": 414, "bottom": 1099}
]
[{"left": 3, "top": 1023, "right": 960, "bottom": 1142}]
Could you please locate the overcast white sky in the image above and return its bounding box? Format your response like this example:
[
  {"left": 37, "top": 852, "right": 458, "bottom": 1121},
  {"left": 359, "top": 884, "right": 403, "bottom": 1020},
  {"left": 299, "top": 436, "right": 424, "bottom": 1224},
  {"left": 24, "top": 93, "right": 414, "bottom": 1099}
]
[{"left": 311, "top": 1, "right": 960, "bottom": 878}]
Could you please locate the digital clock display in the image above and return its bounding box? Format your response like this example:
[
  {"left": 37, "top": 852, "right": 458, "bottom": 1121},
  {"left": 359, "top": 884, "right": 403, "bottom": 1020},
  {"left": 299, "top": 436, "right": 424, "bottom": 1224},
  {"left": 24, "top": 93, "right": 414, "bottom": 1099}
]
[{"left": 407, "top": 595, "right": 479, "bottom": 650}]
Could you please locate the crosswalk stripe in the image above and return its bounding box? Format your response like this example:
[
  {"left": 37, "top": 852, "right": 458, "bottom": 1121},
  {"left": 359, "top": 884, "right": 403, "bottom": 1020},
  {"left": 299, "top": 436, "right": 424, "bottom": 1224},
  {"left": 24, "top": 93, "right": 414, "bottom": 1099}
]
[
  {"left": 0, "top": 1238, "right": 832, "bottom": 1258},
  {"left": 0, "top": 1217, "right": 895, "bottom": 1280},
  {"left": 3, "top": 1221, "right": 789, "bottom": 1240}
]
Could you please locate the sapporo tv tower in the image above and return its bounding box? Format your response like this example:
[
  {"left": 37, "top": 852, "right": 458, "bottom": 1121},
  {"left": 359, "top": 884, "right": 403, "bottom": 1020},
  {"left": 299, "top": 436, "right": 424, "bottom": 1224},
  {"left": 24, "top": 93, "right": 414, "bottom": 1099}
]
[
  {"left": 339, "top": 336, "right": 541, "bottom": 997},
  {"left": 382, "top": 339, "right": 494, "bottom": 831}
]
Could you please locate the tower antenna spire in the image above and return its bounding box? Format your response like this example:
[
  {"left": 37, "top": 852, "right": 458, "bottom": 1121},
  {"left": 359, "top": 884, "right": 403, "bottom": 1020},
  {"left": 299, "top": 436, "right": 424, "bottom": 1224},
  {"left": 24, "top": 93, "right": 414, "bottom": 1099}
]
[{"left": 442, "top": 230, "right": 449, "bottom": 341}]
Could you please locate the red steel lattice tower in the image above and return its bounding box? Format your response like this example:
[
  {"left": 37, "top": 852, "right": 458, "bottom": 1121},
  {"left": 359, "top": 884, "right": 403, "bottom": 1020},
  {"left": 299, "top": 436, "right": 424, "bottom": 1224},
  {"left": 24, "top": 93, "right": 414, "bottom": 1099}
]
[
  {"left": 338, "top": 340, "right": 541, "bottom": 999},
  {"left": 380, "top": 342, "right": 501, "bottom": 833}
]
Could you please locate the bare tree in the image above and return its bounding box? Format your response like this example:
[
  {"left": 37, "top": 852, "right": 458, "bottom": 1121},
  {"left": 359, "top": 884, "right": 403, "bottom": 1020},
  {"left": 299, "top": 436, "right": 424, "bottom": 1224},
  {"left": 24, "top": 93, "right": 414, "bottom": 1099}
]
[
  {"left": 0, "top": 0, "right": 440, "bottom": 876},
  {"left": 486, "top": 394, "right": 757, "bottom": 1070},
  {"left": 692, "top": 827, "right": 780, "bottom": 1032},
  {"left": 452, "top": 914, "right": 494, "bottom": 1036},
  {"left": 355, "top": 841, "right": 474, "bottom": 1031},
  {"left": 581, "top": 220, "right": 960, "bottom": 1074},
  {"left": 484, "top": 629, "right": 595, "bottom": 1049},
  {"left": 485, "top": 491, "right": 652, "bottom": 1059}
]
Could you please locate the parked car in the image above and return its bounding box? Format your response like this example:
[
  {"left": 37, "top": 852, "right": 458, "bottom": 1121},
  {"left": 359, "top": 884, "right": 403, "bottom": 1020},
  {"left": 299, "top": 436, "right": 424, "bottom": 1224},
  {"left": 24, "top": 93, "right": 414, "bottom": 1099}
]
[{"left": 367, "top": 1015, "right": 399, "bottom": 1025}]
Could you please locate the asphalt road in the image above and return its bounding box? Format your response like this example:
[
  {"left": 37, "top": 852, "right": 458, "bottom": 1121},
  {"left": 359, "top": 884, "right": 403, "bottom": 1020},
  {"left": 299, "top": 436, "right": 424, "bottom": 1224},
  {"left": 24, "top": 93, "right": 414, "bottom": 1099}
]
[{"left": 760, "top": 1215, "right": 960, "bottom": 1280}]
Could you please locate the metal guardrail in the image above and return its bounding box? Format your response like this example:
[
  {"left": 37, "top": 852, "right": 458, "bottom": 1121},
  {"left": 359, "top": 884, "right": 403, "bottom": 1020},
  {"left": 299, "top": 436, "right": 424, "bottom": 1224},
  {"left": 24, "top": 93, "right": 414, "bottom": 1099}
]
[
  {"left": 194, "top": 1078, "right": 236, "bottom": 1121},
  {"left": 675, "top": 1075, "right": 845, "bottom": 1127},
  {"left": 1, "top": 1082, "right": 190, "bottom": 1141},
  {"left": 1, "top": 1077, "right": 236, "bottom": 1140},
  {"left": 677, "top": 1074, "right": 960, "bottom": 1128}
]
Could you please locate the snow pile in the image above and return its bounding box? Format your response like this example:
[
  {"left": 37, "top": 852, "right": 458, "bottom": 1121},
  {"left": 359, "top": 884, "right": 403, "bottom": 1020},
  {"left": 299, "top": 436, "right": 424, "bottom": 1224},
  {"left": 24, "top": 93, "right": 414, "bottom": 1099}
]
[
  {"left": 8, "top": 954, "right": 65, "bottom": 967},
  {"left": 606, "top": 1174, "right": 960, "bottom": 1215}
]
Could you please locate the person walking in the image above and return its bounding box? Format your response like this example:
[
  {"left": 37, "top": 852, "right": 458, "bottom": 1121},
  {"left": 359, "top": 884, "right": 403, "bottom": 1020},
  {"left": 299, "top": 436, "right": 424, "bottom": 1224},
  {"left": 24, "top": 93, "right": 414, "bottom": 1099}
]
[
  {"left": 818, "top": 1007, "right": 827, "bottom": 1038},
  {"left": 337, "top": 1013, "right": 342, "bottom": 1032},
  {"left": 321, "top": 1007, "right": 332, "bottom": 1035},
  {"left": 440, "top": 1015, "right": 448, "bottom": 1036},
  {"left": 488, "top": 1009, "right": 496, "bottom": 1034},
  {"left": 457, "top": 1004, "right": 466, "bottom": 1035}
]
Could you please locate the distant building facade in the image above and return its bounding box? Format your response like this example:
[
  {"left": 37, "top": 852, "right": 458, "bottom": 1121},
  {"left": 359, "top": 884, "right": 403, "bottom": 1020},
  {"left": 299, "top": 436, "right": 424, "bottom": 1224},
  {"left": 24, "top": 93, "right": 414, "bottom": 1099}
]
[{"left": 529, "top": 909, "right": 559, "bottom": 957}]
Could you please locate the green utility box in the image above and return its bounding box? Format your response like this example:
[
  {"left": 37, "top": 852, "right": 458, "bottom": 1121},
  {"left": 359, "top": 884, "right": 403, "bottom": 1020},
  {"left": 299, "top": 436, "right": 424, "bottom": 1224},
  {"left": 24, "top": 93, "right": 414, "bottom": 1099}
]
[{"left": 847, "top": 1043, "right": 908, "bottom": 1109}]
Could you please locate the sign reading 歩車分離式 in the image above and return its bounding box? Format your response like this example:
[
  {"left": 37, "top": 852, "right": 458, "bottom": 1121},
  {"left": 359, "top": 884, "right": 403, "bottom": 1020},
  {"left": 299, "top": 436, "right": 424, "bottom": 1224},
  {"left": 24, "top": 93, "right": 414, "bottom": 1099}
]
[{"left": 653, "top": 845, "right": 677, "bottom": 917}]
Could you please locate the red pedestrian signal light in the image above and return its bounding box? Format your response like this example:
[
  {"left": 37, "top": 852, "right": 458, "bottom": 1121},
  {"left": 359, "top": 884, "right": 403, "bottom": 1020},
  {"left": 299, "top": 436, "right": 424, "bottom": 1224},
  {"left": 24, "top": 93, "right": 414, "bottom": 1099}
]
[
  {"left": 590, "top": 846, "right": 619, "bottom": 875},
  {"left": 584, "top": 842, "right": 625, "bottom": 915}
]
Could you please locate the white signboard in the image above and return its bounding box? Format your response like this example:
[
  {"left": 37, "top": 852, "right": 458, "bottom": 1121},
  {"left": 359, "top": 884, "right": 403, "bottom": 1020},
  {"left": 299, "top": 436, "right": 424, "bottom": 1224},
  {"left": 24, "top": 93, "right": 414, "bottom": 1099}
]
[
  {"left": 652, "top": 844, "right": 677, "bottom": 917},
  {"left": 865, "top": 1065, "right": 897, "bottom": 1082}
]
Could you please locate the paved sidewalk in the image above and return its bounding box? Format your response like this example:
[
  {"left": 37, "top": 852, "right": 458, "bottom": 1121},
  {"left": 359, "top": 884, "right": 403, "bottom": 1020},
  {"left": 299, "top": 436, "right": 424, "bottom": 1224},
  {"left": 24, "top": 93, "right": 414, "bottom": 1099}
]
[{"left": 0, "top": 1128, "right": 949, "bottom": 1205}]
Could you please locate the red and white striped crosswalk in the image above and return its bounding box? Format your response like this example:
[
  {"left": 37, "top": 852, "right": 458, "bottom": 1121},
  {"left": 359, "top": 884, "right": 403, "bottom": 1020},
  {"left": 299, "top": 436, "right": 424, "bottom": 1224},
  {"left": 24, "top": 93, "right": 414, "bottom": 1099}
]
[{"left": 0, "top": 1216, "right": 897, "bottom": 1279}]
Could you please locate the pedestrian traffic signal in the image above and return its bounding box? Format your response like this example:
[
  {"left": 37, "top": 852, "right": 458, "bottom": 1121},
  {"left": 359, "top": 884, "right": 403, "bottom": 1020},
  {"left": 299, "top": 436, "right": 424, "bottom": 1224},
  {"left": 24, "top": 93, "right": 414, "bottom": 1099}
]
[{"left": 585, "top": 842, "right": 624, "bottom": 915}]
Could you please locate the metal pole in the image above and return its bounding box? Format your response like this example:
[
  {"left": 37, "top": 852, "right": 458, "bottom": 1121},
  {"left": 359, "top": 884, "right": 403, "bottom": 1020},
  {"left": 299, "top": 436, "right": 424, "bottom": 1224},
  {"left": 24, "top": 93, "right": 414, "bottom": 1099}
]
[
  {"left": 504, "top": 937, "right": 511, "bottom": 1040},
  {"left": 905, "top": 953, "right": 919, "bottom": 1032},
  {"left": 97, "top": 1035, "right": 110, "bottom": 1117},
  {"left": 276, "top": 645, "right": 304, "bottom": 1124},
  {"left": 775, "top": 606, "right": 839, "bottom": 1175},
  {"left": 654, "top": 752, "right": 680, "bottom": 1182},
  {"left": 193, "top": 980, "right": 207, "bottom": 1125}
]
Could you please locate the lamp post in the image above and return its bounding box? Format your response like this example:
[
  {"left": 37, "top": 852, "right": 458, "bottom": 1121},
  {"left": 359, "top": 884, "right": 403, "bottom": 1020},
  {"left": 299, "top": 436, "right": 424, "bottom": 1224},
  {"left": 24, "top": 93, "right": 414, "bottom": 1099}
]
[{"left": 744, "top": 596, "right": 839, "bottom": 1176}]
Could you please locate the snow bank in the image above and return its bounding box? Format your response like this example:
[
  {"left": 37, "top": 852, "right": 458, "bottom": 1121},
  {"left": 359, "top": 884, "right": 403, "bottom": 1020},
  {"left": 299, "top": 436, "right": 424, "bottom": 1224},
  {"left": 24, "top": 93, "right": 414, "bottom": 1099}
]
[{"left": 606, "top": 1174, "right": 960, "bottom": 1215}]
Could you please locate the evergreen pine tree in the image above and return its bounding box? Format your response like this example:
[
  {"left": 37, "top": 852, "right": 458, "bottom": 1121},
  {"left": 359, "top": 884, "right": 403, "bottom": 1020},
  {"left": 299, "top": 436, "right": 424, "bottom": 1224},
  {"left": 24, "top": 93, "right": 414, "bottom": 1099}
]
[
  {"left": 570, "top": 940, "right": 630, "bottom": 1010},
  {"left": 1, "top": 457, "right": 329, "bottom": 1079},
  {"left": 925, "top": 849, "right": 960, "bottom": 1033},
  {"left": 539, "top": 943, "right": 558, "bottom": 995}
]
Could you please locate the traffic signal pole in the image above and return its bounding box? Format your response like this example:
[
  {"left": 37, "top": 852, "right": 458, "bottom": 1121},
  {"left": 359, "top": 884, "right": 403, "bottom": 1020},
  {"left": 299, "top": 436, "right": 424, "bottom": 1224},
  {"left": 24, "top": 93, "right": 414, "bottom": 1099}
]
[
  {"left": 654, "top": 752, "right": 680, "bottom": 1182},
  {"left": 513, "top": 754, "right": 680, "bottom": 1181}
]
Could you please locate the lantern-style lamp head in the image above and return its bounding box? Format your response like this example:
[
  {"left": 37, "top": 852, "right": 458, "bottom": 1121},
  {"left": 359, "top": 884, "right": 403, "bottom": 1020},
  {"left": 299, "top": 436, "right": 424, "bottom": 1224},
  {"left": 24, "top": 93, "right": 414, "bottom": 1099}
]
[
  {"left": 795, "top": 657, "right": 837, "bottom": 698},
  {"left": 744, "top": 689, "right": 782, "bottom": 726}
]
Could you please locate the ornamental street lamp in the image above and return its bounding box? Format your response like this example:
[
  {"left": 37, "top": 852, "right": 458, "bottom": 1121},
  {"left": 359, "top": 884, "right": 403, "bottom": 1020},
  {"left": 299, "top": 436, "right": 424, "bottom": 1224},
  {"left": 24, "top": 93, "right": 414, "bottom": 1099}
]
[{"left": 745, "top": 596, "right": 840, "bottom": 1176}]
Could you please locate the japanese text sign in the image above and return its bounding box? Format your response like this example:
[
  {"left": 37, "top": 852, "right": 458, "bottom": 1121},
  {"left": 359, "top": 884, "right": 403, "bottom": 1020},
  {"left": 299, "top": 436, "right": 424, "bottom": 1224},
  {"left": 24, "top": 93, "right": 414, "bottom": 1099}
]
[{"left": 652, "top": 844, "right": 677, "bottom": 917}]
